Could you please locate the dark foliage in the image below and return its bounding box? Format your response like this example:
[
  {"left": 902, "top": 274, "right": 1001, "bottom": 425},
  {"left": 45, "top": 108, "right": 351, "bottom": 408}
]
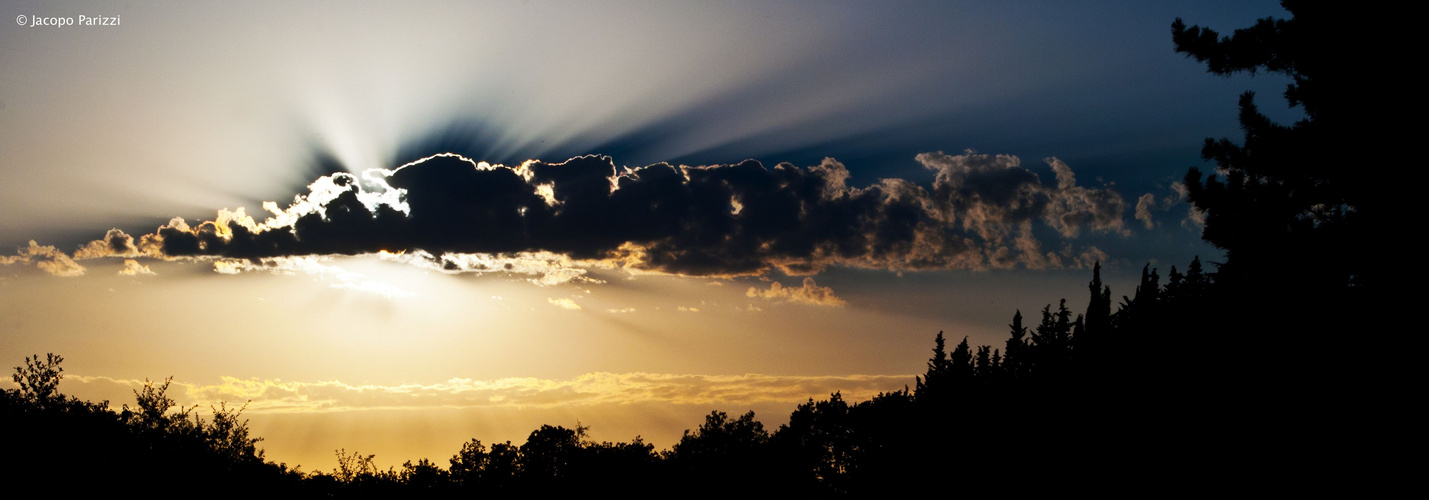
[
  {"left": 1, "top": 356, "right": 304, "bottom": 498},
  {"left": 1173, "top": 1, "right": 1374, "bottom": 302},
  {"left": 1170, "top": 7, "right": 1378, "bottom": 485}
]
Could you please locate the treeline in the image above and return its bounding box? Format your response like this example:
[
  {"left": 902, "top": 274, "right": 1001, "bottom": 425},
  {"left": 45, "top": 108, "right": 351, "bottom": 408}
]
[
  {"left": 4, "top": 257, "right": 1234, "bottom": 496},
  {"left": 1, "top": 356, "right": 305, "bottom": 494}
]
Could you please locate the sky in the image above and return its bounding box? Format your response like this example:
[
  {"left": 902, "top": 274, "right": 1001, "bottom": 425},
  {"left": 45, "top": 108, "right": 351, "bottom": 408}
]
[{"left": 0, "top": 0, "right": 1297, "bottom": 471}]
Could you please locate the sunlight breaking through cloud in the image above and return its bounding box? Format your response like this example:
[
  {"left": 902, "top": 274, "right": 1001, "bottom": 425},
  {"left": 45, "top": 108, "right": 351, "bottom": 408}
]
[
  {"left": 210, "top": 256, "right": 414, "bottom": 299},
  {"left": 8, "top": 151, "right": 1131, "bottom": 284},
  {"left": 376, "top": 249, "right": 599, "bottom": 286}
]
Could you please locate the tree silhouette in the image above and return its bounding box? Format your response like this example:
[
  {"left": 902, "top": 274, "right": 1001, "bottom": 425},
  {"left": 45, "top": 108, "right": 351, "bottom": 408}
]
[
  {"left": 974, "top": 345, "right": 994, "bottom": 381},
  {"left": 448, "top": 438, "right": 488, "bottom": 487},
  {"left": 914, "top": 331, "right": 950, "bottom": 402},
  {"left": 126, "top": 376, "right": 195, "bottom": 433},
  {"left": 949, "top": 335, "right": 973, "bottom": 384},
  {"left": 1173, "top": 1, "right": 1369, "bottom": 296},
  {"left": 1168, "top": 7, "right": 1376, "bottom": 446},
  {"left": 12, "top": 353, "right": 64, "bottom": 410},
  {"left": 1081, "top": 262, "right": 1112, "bottom": 360},
  {"left": 518, "top": 424, "right": 584, "bottom": 484},
  {"left": 577, "top": 436, "right": 659, "bottom": 491},
  {"left": 1029, "top": 300, "right": 1074, "bottom": 379},
  {"left": 780, "top": 393, "right": 863, "bottom": 494},
  {"left": 205, "top": 401, "right": 262, "bottom": 464},
  {"left": 3, "top": 354, "right": 299, "bottom": 495},
  {"left": 1003, "top": 310, "right": 1030, "bottom": 380},
  {"left": 484, "top": 441, "right": 520, "bottom": 491},
  {"left": 669, "top": 410, "right": 783, "bottom": 493},
  {"left": 672, "top": 410, "right": 769, "bottom": 460},
  {"left": 332, "top": 448, "right": 380, "bottom": 483},
  {"left": 400, "top": 458, "right": 448, "bottom": 492}
]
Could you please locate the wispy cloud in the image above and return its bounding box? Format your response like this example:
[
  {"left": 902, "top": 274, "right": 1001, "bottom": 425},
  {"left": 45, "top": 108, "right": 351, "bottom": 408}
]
[
  {"left": 548, "top": 297, "right": 582, "bottom": 310},
  {"left": 1135, "top": 180, "right": 1203, "bottom": 230}
]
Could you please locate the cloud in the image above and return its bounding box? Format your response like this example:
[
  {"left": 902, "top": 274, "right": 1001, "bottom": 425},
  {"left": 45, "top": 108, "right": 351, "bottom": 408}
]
[
  {"left": 746, "top": 277, "right": 847, "bottom": 307},
  {"left": 548, "top": 297, "right": 582, "bottom": 310},
  {"left": 1135, "top": 193, "right": 1159, "bottom": 229},
  {"left": 375, "top": 249, "right": 597, "bottom": 286},
  {"left": 37, "top": 150, "right": 1129, "bottom": 280},
  {"left": 1170, "top": 181, "right": 1206, "bottom": 227},
  {"left": 1134, "top": 181, "right": 1202, "bottom": 229},
  {"left": 914, "top": 152, "right": 1127, "bottom": 241},
  {"left": 61, "top": 372, "right": 914, "bottom": 413},
  {"left": 73, "top": 229, "right": 142, "bottom": 259},
  {"left": 0, "top": 241, "right": 86, "bottom": 277},
  {"left": 118, "top": 259, "right": 156, "bottom": 276}
]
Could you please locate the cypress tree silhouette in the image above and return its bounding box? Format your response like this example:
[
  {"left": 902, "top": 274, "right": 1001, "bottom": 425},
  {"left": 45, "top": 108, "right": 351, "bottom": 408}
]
[
  {"left": 974, "top": 345, "right": 994, "bottom": 381},
  {"left": 1004, "top": 311, "right": 1030, "bottom": 381},
  {"left": 1081, "top": 263, "right": 1112, "bottom": 365},
  {"left": 949, "top": 336, "right": 973, "bottom": 384},
  {"left": 914, "top": 331, "right": 951, "bottom": 403}
]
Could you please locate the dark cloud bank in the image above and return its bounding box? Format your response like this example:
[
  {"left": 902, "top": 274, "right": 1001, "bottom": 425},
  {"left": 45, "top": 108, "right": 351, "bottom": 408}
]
[{"left": 65, "top": 151, "right": 1129, "bottom": 277}]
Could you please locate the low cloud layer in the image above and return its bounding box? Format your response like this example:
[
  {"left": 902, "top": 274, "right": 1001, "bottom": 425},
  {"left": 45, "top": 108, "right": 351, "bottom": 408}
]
[
  {"left": 56, "top": 372, "right": 913, "bottom": 413},
  {"left": 11, "top": 151, "right": 1129, "bottom": 278}
]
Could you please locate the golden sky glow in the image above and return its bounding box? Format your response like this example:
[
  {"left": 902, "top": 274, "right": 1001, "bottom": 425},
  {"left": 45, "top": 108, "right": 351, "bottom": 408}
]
[{"left": 0, "top": 253, "right": 1104, "bottom": 469}]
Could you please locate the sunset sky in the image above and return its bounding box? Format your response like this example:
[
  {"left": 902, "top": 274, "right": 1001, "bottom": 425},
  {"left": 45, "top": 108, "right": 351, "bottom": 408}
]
[{"left": 1, "top": 1, "right": 1295, "bottom": 470}]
